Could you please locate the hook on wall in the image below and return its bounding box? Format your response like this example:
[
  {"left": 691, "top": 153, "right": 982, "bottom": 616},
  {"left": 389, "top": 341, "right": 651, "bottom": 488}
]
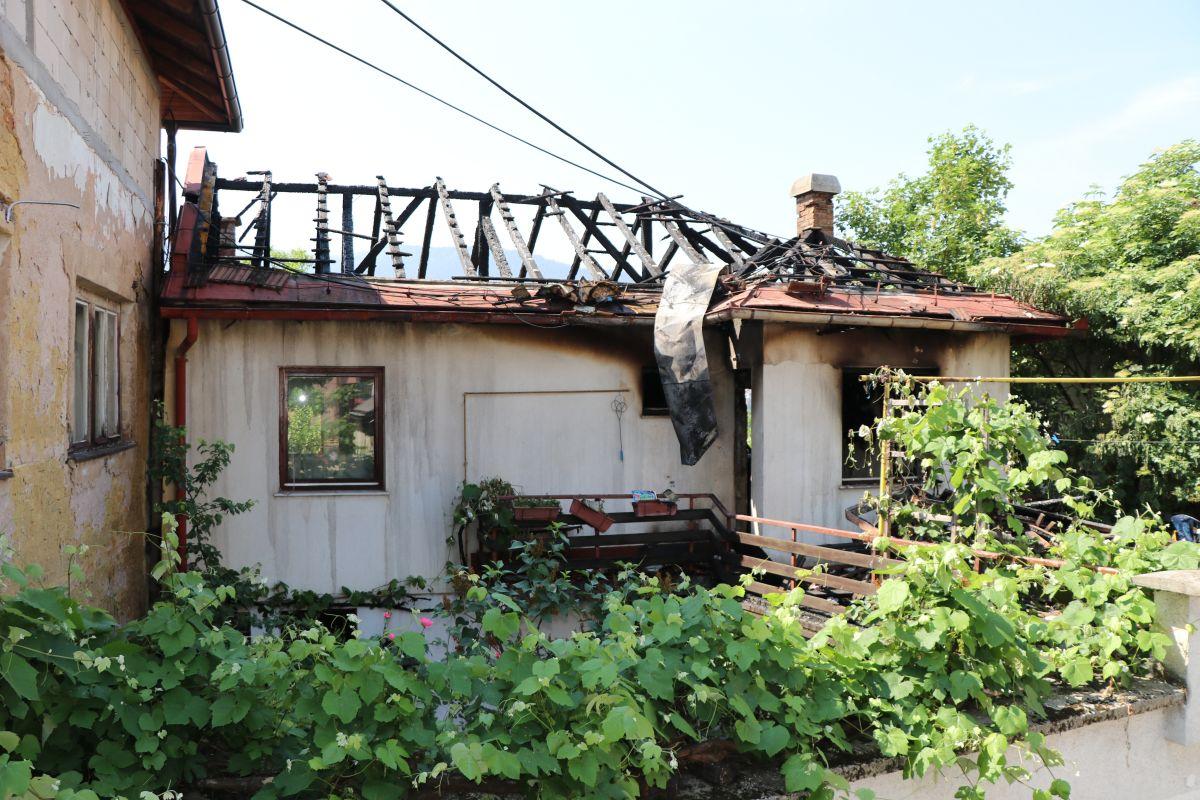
[{"left": 1, "top": 200, "right": 82, "bottom": 224}]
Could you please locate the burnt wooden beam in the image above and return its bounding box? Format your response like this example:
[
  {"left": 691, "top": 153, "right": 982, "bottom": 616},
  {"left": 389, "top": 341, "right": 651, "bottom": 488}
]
[
  {"left": 340, "top": 191, "right": 354, "bottom": 273},
  {"left": 435, "top": 178, "right": 476, "bottom": 277},
  {"left": 658, "top": 241, "right": 679, "bottom": 274},
  {"left": 479, "top": 216, "right": 513, "bottom": 278},
  {"left": 376, "top": 176, "right": 406, "bottom": 278},
  {"left": 597, "top": 193, "right": 657, "bottom": 277},
  {"left": 546, "top": 194, "right": 604, "bottom": 281},
  {"left": 213, "top": 178, "right": 638, "bottom": 214},
  {"left": 313, "top": 173, "right": 330, "bottom": 274},
  {"left": 417, "top": 198, "right": 436, "bottom": 279},
  {"left": 561, "top": 196, "right": 641, "bottom": 283},
  {"left": 525, "top": 199, "right": 547, "bottom": 262},
  {"left": 490, "top": 185, "right": 540, "bottom": 279}
]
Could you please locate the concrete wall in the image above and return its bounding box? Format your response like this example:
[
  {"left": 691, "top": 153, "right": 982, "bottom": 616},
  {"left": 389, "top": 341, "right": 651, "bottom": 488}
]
[
  {"left": 0, "top": 0, "right": 160, "bottom": 618},
  {"left": 751, "top": 325, "right": 1010, "bottom": 543},
  {"left": 851, "top": 703, "right": 1200, "bottom": 800},
  {"left": 167, "top": 318, "right": 737, "bottom": 593}
]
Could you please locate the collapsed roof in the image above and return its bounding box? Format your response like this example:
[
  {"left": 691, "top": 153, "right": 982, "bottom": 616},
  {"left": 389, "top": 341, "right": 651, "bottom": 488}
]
[{"left": 163, "top": 148, "right": 1079, "bottom": 337}]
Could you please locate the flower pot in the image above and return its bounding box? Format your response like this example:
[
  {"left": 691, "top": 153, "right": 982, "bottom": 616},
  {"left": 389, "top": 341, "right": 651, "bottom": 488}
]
[
  {"left": 634, "top": 499, "right": 677, "bottom": 518},
  {"left": 513, "top": 505, "right": 560, "bottom": 522},
  {"left": 570, "top": 499, "right": 614, "bottom": 532}
]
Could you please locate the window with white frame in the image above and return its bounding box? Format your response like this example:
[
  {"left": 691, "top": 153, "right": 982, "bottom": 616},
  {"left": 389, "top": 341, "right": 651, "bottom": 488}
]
[{"left": 71, "top": 299, "right": 121, "bottom": 447}]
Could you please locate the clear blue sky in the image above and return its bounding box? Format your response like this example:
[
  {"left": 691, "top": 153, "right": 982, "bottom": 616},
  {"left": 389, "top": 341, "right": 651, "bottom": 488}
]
[{"left": 178, "top": 0, "right": 1200, "bottom": 261}]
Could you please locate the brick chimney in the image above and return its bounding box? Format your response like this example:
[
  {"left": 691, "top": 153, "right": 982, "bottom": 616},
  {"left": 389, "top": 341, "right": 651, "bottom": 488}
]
[{"left": 790, "top": 173, "right": 841, "bottom": 238}]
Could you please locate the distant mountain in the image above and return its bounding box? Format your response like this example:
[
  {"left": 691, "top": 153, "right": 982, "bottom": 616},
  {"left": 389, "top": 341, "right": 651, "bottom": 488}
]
[{"left": 353, "top": 246, "right": 575, "bottom": 281}]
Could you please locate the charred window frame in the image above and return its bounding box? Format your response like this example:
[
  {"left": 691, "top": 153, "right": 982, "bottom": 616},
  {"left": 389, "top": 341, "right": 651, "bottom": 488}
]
[
  {"left": 70, "top": 299, "right": 122, "bottom": 452},
  {"left": 279, "top": 367, "right": 385, "bottom": 492},
  {"left": 640, "top": 365, "right": 669, "bottom": 417},
  {"left": 842, "top": 367, "right": 935, "bottom": 483}
]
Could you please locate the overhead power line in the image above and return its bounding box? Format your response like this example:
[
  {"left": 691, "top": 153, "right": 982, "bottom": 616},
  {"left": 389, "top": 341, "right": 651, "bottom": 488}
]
[
  {"left": 236, "top": 0, "right": 649, "bottom": 195},
  {"left": 374, "top": 0, "right": 670, "bottom": 201}
]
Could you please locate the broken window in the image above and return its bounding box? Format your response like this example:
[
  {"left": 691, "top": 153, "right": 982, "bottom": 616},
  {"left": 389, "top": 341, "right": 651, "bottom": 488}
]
[
  {"left": 842, "top": 367, "right": 935, "bottom": 482},
  {"left": 281, "top": 368, "right": 383, "bottom": 491},
  {"left": 71, "top": 299, "right": 120, "bottom": 448},
  {"left": 640, "top": 366, "right": 669, "bottom": 417}
]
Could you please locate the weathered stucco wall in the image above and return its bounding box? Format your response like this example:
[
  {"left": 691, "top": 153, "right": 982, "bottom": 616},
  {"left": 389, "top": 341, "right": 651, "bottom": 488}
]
[
  {"left": 0, "top": 0, "right": 159, "bottom": 618},
  {"left": 167, "top": 318, "right": 737, "bottom": 593},
  {"left": 851, "top": 695, "right": 1199, "bottom": 800},
  {"left": 751, "top": 326, "right": 1010, "bottom": 542}
]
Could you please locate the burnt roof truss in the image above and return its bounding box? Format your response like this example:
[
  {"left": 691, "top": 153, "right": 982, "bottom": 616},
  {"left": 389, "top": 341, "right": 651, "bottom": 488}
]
[{"left": 202, "top": 172, "right": 987, "bottom": 296}]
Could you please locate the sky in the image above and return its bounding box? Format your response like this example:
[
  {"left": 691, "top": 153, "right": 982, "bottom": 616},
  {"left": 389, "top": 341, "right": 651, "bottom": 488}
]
[{"left": 176, "top": 0, "right": 1200, "bottom": 264}]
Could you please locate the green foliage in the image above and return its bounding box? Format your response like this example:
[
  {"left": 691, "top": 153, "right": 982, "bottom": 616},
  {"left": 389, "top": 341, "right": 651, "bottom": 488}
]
[
  {"left": 837, "top": 125, "right": 1022, "bottom": 282},
  {"left": 5, "top": 393, "right": 1195, "bottom": 798},
  {"left": 973, "top": 141, "right": 1200, "bottom": 513},
  {"left": 150, "top": 404, "right": 254, "bottom": 576},
  {"left": 450, "top": 478, "right": 517, "bottom": 563},
  {"left": 866, "top": 381, "right": 1193, "bottom": 690},
  {"left": 443, "top": 524, "right": 625, "bottom": 651},
  {"left": 510, "top": 496, "right": 561, "bottom": 508}
]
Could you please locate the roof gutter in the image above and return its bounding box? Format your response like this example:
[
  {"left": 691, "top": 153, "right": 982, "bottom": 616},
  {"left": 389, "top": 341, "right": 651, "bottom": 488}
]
[{"left": 197, "top": 0, "right": 243, "bottom": 132}]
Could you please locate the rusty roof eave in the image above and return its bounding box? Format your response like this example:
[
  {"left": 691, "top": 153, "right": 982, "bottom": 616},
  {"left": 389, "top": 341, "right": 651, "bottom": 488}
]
[
  {"left": 707, "top": 307, "right": 1086, "bottom": 338},
  {"left": 159, "top": 302, "right": 1081, "bottom": 337},
  {"left": 159, "top": 304, "right": 657, "bottom": 327}
]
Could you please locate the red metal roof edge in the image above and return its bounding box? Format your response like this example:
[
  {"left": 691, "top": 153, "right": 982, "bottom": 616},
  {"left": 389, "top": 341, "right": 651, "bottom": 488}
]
[{"left": 164, "top": 198, "right": 1079, "bottom": 335}]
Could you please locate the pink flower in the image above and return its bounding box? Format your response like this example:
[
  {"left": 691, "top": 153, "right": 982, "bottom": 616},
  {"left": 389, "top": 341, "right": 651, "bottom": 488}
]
[
  {"left": 419, "top": 617, "right": 434, "bottom": 629},
  {"left": 387, "top": 632, "right": 396, "bottom": 641},
  {"left": 383, "top": 611, "right": 392, "bottom": 619}
]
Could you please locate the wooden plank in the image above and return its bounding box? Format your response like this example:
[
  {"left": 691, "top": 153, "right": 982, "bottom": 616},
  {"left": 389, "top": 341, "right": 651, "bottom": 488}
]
[
  {"left": 546, "top": 195, "right": 605, "bottom": 280},
  {"left": 598, "top": 192, "right": 658, "bottom": 275},
  {"left": 376, "top": 176, "right": 406, "bottom": 277},
  {"left": 478, "top": 216, "right": 513, "bottom": 278},
  {"left": 743, "top": 581, "right": 845, "bottom": 616},
  {"left": 738, "top": 531, "right": 901, "bottom": 570},
  {"left": 490, "top": 185, "right": 541, "bottom": 278},
  {"left": 739, "top": 555, "right": 877, "bottom": 596},
  {"left": 435, "top": 178, "right": 476, "bottom": 276}
]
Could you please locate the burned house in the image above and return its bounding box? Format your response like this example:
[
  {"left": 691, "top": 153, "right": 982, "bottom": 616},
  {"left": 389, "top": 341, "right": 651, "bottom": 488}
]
[{"left": 161, "top": 150, "right": 1076, "bottom": 594}]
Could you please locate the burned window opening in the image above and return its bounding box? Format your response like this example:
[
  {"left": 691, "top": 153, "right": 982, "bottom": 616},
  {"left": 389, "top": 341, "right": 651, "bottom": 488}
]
[
  {"left": 641, "top": 366, "right": 669, "bottom": 417},
  {"left": 842, "top": 367, "right": 936, "bottom": 482}
]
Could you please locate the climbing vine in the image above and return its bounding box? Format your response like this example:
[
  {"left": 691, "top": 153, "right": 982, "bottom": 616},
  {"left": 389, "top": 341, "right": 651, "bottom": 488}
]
[{"left": 1, "top": 388, "right": 1195, "bottom": 798}]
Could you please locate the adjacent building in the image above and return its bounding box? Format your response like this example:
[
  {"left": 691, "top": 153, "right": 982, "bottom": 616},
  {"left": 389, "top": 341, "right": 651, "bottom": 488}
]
[{"left": 0, "top": 0, "right": 240, "bottom": 617}]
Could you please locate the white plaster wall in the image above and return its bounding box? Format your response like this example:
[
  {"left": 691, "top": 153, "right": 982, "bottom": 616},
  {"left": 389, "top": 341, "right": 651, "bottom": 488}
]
[
  {"left": 176, "top": 318, "right": 736, "bottom": 594},
  {"left": 853, "top": 706, "right": 1200, "bottom": 800},
  {"left": 751, "top": 326, "right": 1010, "bottom": 544}
]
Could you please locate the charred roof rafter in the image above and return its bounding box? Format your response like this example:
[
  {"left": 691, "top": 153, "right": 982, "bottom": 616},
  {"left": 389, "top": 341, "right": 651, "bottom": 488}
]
[{"left": 202, "top": 174, "right": 988, "bottom": 296}]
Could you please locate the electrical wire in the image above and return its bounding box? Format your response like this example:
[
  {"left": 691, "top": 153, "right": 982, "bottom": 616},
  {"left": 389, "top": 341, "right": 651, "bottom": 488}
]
[
  {"left": 374, "top": 0, "right": 670, "bottom": 201},
  {"left": 236, "top": 0, "right": 649, "bottom": 196}
]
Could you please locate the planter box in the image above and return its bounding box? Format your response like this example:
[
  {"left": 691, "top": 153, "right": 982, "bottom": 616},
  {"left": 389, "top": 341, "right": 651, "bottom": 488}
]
[
  {"left": 570, "top": 499, "right": 615, "bottom": 532},
  {"left": 634, "top": 499, "right": 677, "bottom": 518},
  {"left": 513, "top": 505, "right": 560, "bottom": 522}
]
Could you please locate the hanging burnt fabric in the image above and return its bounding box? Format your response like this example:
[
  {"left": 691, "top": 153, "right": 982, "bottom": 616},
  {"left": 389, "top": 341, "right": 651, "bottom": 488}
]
[{"left": 653, "top": 260, "right": 723, "bottom": 465}]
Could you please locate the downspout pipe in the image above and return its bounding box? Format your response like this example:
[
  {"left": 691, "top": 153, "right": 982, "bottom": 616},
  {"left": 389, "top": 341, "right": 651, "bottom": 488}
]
[
  {"left": 173, "top": 316, "right": 199, "bottom": 570},
  {"left": 197, "top": 0, "right": 243, "bottom": 132}
]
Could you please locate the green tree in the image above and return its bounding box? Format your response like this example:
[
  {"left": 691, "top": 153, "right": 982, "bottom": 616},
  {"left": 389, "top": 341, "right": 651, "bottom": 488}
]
[
  {"left": 975, "top": 140, "right": 1200, "bottom": 515},
  {"left": 838, "top": 125, "right": 1022, "bottom": 282}
]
